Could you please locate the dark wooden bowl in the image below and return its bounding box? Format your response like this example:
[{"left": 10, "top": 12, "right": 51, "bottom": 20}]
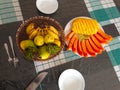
[{"left": 16, "top": 16, "right": 65, "bottom": 61}]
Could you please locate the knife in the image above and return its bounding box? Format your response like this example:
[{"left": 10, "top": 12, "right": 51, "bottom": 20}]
[{"left": 26, "top": 72, "right": 48, "bottom": 90}]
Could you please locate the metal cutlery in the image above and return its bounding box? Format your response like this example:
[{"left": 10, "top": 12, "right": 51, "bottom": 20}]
[
  {"left": 26, "top": 72, "right": 48, "bottom": 90},
  {"left": 8, "top": 36, "right": 19, "bottom": 68},
  {"left": 4, "top": 43, "right": 13, "bottom": 64}
]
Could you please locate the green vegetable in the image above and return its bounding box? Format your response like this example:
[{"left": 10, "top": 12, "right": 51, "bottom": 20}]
[
  {"left": 46, "top": 44, "right": 60, "bottom": 55},
  {"left": 77, "top": 34, "right": 90, "bottom": 41},
  {"left": 24, "top": 47, "right": 38, "bottom": 60}
]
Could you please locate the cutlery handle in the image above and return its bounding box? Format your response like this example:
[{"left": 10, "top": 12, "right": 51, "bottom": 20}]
[
  {"left": 4, "top": 43, "right": 11, "bottom": 57},
  {"left": 9, "top": 36, "right": 15, "bottom": 57},
  {"left": 26, "top": 72, "right": 48, "bottom": 90}
]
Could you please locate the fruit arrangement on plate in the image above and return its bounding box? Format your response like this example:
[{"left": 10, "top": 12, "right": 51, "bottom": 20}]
[
  {"left": 16, "top": 16, "right": 65, "bottom": 61},
  {"left": 65, "top": 17, "right": 113, "bottom": 57}
]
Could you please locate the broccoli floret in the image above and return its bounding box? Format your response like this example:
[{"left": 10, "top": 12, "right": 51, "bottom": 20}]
[
  {"left": 24, "top": 47, "right": 38, "bottom": 60},
  {"left": 46, "top": 44, "right": 60, "bottom": 55}
]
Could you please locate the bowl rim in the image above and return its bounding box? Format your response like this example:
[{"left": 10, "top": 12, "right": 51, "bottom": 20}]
[
  {"left": 16, "top": 16, "right": 65, "bottom": 61},
  {"left": 58, "top": 69, "right": 85, "bottom": 90}
]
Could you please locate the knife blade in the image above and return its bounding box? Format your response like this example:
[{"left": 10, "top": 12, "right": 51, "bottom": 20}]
[{"left": 26, "top": 72, "right": 48, "bottom": 90}]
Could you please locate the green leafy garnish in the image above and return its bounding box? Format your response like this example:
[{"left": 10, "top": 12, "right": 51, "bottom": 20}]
[
  {"left": 46, "top": 44, "right": 60, "bottom": 55},
  {"left": 24, "top": 47, "right": 38, "bottom": 60},
  {"left": 77, "top": 34, "right": 90, "bottom": 41}
]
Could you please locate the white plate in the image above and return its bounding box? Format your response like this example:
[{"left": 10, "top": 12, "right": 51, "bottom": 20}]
[
  {"left": 64, "top": 16, "right": 104, "bottom": 57},
  {"left": 58, "top": 69, "right": 85, "bottom": 90},
  {"left": 36, "top": 0, "right": 58, "bottom": 14}
]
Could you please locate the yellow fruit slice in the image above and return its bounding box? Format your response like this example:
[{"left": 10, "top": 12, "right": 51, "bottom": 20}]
[
  {"left": 34, "top": 35, "right": 44, "bottom": 46},
  {"left": 72, "top": 18, "right": 99, "bottom": 35},
  {"left": 49, "top": 25, "right": 58, "bottom": 35},
  {"left": 44, "top": 34, "right": 55, "bottom": 44},
  {"left": 53, "top": 39, "right": 61, "bottom": 47},
  {"left": 29, "top": 29, "right": 38, "bottom": 39},
  {"left": 20, "top": 40, "right": 36, "bottom": 50},
  {"left": 48, "top": 29, "right": 59, "bottom": 40},
  {"left": 26, "top": 23, "right": 35, "bottom": 35}
]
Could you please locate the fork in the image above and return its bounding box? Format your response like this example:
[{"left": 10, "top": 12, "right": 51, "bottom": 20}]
[
  {"left": 4, "top": 43, "right": 13, "bottom": 64},
  {"left": 9, "top": 36, "right": 19, "bottom": 68}
]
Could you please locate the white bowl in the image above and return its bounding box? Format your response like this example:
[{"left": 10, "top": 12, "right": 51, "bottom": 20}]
[
  {"left": 58, "top": 69, "right": 85, "bottom": 90},
  {"left": 36, "top": 0, "right": 58, "bottom": 14}
]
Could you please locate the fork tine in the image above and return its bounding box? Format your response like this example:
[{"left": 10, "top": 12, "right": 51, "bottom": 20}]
[{"left": 9, "top": 36, "right": 15, "bottom": 57}]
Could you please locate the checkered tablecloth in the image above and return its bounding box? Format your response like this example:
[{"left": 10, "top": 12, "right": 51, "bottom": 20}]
[
  {"left": 85, "top": 0, "right": 120, "bottom": 82},
  {"left": 0, "top": 0, "right": 120, "bottom": 88},
  {"left": 0, "top": 0, "right": 23, "bottom": 24},
  {"left": 35, "top": 0, "right": 120, "bottom": 82},
  {"left": 85, "top": 0, "right": 120, "bottom": 81}
]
